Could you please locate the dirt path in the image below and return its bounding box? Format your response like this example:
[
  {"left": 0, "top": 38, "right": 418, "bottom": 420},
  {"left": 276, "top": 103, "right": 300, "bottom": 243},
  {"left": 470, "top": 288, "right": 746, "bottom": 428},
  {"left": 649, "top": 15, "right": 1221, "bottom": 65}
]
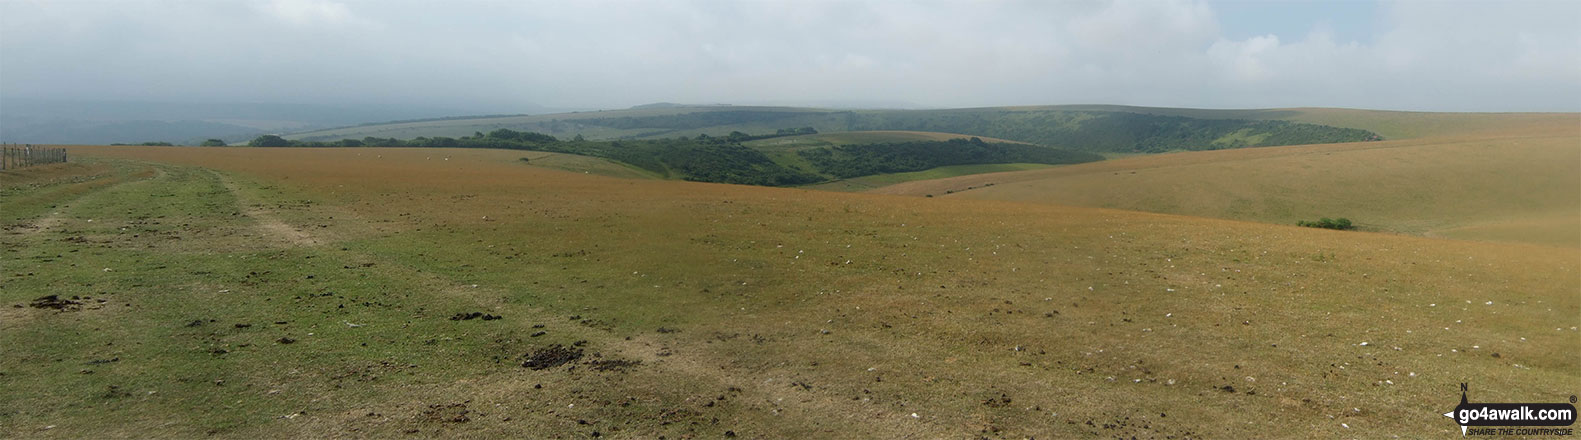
[
  {"left": 4, "top": 166, "right": 159, "bottom": 237},
  {"left": 212, "top": 172, "right": 319, "bottom": 247},
  {"left": 8, "top": 211, "right": 66, "bottom": 236}
]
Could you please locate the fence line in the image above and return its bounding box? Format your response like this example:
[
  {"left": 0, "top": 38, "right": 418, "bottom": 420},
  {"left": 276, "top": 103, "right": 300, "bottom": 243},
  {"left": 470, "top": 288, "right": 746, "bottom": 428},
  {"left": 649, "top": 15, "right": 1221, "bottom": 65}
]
[{"left": 0, "top": 145, "right": 68, "bottom": 170}]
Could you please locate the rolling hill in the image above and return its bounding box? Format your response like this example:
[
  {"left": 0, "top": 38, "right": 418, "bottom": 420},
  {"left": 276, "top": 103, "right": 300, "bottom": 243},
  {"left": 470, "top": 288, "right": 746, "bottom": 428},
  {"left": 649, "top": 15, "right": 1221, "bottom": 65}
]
[
  {"left": 284, "top": 105, "right": 1382, "bottom": 155},
  {"left": 270, "top": 128, "right": 1105, "bottom": 187},
  {"left": 3, "top": 144, "right": 1573, "bottom": 438},
  {"left": 276, "top": 105, "right": 1390, "bottom": 191},
  {"left": 873, "top": 111, "right": 1581, "bottom": 247}
]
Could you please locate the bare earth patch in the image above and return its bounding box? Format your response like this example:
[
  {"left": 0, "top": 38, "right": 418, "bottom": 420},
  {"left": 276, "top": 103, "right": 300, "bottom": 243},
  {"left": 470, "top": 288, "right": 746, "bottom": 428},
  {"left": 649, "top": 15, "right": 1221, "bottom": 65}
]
[{"left": 215, "top": 172, "right": 320, "bottom": 247}]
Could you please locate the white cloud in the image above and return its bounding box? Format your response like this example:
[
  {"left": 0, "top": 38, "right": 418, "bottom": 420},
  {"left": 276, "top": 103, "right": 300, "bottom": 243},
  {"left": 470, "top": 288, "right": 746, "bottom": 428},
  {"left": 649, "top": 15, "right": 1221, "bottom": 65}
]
[
  {"left": 255, "top": 0, "right": 372, "bottom": 27},
  {"left": 1208, "top": 34, "right": 1279, "bottom": 82},
  {"left": 1, "top": 0, "right": 1576, "bottom": 111}
]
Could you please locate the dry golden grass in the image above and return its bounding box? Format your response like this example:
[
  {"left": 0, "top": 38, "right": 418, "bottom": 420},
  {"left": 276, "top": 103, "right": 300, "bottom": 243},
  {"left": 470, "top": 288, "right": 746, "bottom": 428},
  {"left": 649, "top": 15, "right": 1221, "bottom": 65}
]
[
  {"left": 874, "top": 113, "right": 1581, "bottom": 248},
  {"left": 3, "top": 144, "right": 1573, "bottom": 438},
  {"left": 1283, "top": 108, "right": 1579, "bottom": 140},
  {"left": 518, "top": 151, "right": 662, "bottom": 180}
]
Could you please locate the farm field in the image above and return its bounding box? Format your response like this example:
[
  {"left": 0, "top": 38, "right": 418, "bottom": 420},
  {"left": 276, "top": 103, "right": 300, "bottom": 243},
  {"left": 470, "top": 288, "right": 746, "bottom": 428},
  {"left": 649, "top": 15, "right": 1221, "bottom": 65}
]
[
  {"left": 743, "top": 130, "right": 1032, "bottom": 150},
  {"left": 2, "top": 145, "right": 1575, "bottom": 438},
  {"left": 875, "top": 112, "right": 1581, "bottom": 248},
  {"left": 806, "top": 163, "right": 1060, "bottom": 192}
]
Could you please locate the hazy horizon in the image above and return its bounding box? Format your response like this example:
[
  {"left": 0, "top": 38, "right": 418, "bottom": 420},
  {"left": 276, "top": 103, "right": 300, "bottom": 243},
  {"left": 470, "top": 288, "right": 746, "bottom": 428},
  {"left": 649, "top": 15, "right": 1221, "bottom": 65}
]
[{"left": 3, "top": 0, "right": 1579, "bottom": 115}]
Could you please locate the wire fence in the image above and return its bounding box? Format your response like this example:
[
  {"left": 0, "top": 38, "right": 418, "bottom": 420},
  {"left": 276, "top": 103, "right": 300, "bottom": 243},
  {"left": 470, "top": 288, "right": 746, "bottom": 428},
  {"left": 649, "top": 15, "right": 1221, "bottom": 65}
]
[{"left": 0, "top": 145, "right": 68, "bottom": 170}]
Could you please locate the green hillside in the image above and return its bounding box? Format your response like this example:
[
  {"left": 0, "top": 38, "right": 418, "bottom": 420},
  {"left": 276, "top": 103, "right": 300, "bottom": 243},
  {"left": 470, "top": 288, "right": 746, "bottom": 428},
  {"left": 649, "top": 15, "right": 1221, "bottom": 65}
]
[
  {"left": 286, "top": 105, "right": 1382, "bottom": 154},
  {"left": 254, "top": 129, "right": 1102, "bottom": 187}
]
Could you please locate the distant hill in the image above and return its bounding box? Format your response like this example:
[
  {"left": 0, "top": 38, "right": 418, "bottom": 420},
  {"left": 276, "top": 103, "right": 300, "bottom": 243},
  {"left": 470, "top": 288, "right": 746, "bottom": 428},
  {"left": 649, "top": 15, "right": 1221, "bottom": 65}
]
[
  {"left": 1, "top": 119, "right": 266, "bottom": 145},
  {"left": 284, "top": 105, "right": 1383, "bottom": 154},
  {"left": 0, "top": 99, "right": 510, "bottom": 145},
  {"left": 256, "top": 128, "right": 1102, "bottom": 187}
]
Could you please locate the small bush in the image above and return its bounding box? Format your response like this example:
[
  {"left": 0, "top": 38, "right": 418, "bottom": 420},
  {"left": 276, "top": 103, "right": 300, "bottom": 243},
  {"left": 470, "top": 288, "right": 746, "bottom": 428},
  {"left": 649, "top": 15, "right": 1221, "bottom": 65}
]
[{"left": 1297, "top": 217, "right": 1355, "bottom": 230}]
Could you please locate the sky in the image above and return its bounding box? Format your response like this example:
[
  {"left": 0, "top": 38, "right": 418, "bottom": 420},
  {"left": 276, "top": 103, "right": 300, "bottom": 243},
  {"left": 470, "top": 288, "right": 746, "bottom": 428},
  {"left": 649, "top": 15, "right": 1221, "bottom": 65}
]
[{"left": 1, "top": 0, "right": 1577, "bottom": 113}]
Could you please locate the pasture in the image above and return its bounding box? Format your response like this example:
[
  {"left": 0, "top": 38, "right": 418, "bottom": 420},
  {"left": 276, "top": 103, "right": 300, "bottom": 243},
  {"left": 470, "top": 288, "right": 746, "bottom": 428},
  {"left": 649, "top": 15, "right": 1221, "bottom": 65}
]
[
  {"left": 876, "top": 113, "right": 1581, "bottom": 248},
  {"left": 744, "top": 131, "right": 1031, "bottom": 150},
  {"left": 2, "top": 145, "right": 1575, "bottom": 438}
]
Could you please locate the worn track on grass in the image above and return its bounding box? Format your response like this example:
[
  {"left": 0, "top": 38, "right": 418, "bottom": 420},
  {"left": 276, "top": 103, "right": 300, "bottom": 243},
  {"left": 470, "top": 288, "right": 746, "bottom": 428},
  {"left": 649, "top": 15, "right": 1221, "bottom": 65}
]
[
  {"left": 4, "top": 145, "right": 1575, "bottom": 439},
  {"left": 204, "top": 167, "right": 948, "bottom": 437}
]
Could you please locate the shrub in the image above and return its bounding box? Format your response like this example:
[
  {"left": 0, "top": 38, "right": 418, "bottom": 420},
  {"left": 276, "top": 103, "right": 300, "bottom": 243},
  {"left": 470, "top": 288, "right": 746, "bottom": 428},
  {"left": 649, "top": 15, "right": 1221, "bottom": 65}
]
[{"left": 1297, "top": 217, "right": 1355, "bottom": 230}]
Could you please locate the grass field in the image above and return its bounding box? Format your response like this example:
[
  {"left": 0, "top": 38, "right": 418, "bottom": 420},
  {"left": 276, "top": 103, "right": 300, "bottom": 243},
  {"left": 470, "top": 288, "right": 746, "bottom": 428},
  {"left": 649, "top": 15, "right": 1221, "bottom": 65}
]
[
  {"left": 518, "top": 151, "right": 662, "bottom": 180},
  {"left": 741, "top": 131, "right": 1055, "bottom": 189},
  {"left": 806, "top": 163, "right": 1058, "bottom": 192},
  {"left": 875, "top": 112, "right": 1581, "bottom": 248},
  {"left": 1004, "top": 105, "right": 1578, "bottom": 140},
  {"left": 3, "top": 145, "right": 1575, "bottom": 438},
  {"left": 744, "top": 131, "right": 1031, "bottom": 151}
]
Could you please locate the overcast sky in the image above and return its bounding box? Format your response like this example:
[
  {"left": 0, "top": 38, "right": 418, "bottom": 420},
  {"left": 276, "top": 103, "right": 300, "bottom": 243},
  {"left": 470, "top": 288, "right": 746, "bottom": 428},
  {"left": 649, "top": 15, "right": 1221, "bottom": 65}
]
[{"left": 2, "top": 0, "right": 1577, "bottom": 112}]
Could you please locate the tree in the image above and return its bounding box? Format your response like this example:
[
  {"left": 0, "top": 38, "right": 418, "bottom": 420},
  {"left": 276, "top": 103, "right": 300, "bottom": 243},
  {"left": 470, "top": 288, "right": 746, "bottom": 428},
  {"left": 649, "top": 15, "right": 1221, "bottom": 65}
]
[
  {"left": 200, "top": 139, "right": 227, "bottom": 147},
  {"left": 248, "top": 135, "right": 291, "bottom": 147}
]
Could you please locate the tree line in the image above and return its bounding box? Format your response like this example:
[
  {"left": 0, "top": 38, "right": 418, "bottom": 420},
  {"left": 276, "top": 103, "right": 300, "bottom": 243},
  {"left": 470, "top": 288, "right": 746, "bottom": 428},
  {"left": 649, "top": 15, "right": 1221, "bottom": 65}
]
[
  {"left": 547, "top": 109, "right": 1383, "bottom": 154},
  {"left": 798, "top": 138, "right": 1103, "bottom": 178},
  {"left": 231, "top": 129, "right": 1102, "bottom": 187},
  {"left": 239, "top": 129, "right": 824, "bottom": 186}
]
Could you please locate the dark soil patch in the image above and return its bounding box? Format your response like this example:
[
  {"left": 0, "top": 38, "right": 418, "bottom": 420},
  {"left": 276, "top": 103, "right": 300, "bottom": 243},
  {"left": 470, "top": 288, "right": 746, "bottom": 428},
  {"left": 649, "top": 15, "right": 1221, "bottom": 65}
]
[
  {"left": 449, "top": 312, "right": 501, "bottom": 321},
  {"left": 29, "top": 295, "right": 82, "bottom": 311},
  {"left": 522, "top": 344, "right": 583, "bottom": 370},
  {"left": 982, "top": 391, "right": 1013, "bottom": 408}
]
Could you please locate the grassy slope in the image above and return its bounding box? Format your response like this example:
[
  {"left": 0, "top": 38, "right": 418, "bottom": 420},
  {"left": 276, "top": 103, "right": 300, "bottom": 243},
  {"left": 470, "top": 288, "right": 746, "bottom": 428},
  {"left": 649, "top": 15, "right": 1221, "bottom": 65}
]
[
  {"left": 875, "top": 112, "right": 1581, "bottom": 248},
  {"left": 3, "top": 146, "right": 1575, "bottom": 439},
  {"left": 745, "top": 131, "right": 1054, "bottom": 188},
  {"left": 285, "top": 104, "right": 1382, "bottom": 144},
  {"left": 1037, "top": 104, "right": 1578, "bottom": 140},
  {"left": 518, "top": 151, "right": 662, "bottom": 180},
  {"left": 745, "top": 131, "right": 1032, "bottom": 150},
  {"left": 806, "top": 163, "right": 1057, "bottom": 192}
]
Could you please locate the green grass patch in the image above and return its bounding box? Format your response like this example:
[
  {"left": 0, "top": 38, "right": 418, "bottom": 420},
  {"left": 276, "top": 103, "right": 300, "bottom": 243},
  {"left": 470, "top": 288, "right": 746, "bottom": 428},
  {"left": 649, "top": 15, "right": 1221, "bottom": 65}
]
[{"left": 809, "top": 163, "right": 1057, "bottom": 192}]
